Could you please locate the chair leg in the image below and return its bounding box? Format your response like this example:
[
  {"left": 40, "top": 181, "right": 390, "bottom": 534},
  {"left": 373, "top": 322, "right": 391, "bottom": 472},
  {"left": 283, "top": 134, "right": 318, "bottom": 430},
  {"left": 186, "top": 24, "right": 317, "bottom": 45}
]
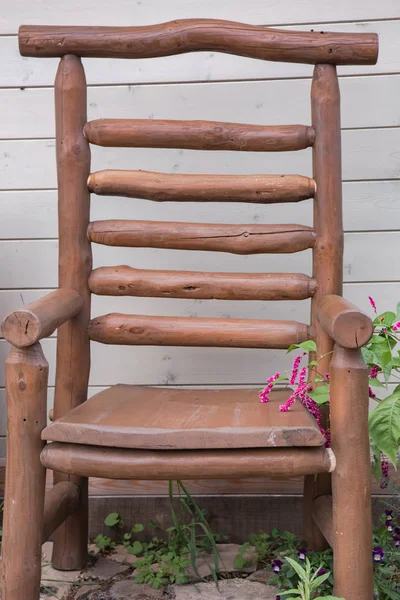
[
  {"left": 2, "top": 344, "right": 48, "bottom": 600},
  {"left": 330, "top": 345, "right": 373, "bottom": 600},
  {"left": 303, "top": 473, "right": 331, "bottom": 550},
  {"left": 51, "top": 475, "right": 88, "bottom": 570}
]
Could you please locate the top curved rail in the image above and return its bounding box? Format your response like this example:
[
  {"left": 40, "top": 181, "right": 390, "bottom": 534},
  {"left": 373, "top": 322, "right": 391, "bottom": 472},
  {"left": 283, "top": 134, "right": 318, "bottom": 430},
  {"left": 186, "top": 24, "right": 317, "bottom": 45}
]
[{"left": 19, "top": 20, "right": 378, "bottom": 65}]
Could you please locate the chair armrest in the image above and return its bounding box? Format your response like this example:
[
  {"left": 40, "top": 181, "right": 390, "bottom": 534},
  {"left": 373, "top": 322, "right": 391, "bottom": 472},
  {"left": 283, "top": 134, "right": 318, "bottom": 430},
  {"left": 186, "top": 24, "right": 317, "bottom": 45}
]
[
  {"left": 1, "top": 289, "right": 83, "bottom": 348},
  {"left": 316, "top": 294, "right": 373, "bottom": 349}
]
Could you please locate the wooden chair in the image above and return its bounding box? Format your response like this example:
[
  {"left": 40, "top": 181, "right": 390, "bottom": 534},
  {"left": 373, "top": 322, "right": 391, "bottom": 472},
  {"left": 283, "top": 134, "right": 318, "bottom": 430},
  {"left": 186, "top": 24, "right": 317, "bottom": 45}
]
[{"left": 1, "top": 21, "right": 378, "bottom": 600}]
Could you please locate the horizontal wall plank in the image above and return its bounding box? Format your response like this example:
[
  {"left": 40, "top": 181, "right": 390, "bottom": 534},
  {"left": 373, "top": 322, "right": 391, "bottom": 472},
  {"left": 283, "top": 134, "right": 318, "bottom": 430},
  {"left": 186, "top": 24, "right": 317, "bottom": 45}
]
[
  {"left": 3, "top": 1, "right": 399, "bottom": 35},
  {"left": 1, "top": 128, "right": 400, "bottom": 190},
  {"left": 0, "top": 21, "right": 398, "bottom": 87},
  {"left": 1, "top": 75, "right": 400, "bottom": 140},
  {"left": 1, "top": 180, "right": 399, "bottom": 239}
]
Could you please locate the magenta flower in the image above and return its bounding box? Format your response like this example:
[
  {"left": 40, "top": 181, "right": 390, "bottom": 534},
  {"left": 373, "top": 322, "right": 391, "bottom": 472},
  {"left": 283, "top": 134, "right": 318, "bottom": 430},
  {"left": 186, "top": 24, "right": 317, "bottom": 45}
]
[
  {"left": 369, "top": 365, "right": 379, "bottom": 379},
  {"left": 368, "top": 296, "right": 377, "bottom": 313},
  {"left": 259, "top": 372, "right": 280, "bottom": 403},
  {"left": 380, "top": 455, "right": 390, "bottom": 489},
  {"left": 393, "top": 321, "right": 400, "bottom": 332},
  {"left": 298, "top": 366, "right": 308, "bottom": 385},
  {"left": 289, "top": 354, "right": 303, "bottom": 385},
  {"left": 369, "top": 387, "right": 376, "bottom": 399}
]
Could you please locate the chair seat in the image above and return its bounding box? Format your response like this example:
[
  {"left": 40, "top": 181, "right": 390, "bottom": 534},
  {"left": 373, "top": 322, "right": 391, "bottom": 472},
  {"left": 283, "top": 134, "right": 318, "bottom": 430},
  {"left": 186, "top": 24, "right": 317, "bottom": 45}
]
[{"left": 42, "top": 385, "right": 325, "bottom": 450}]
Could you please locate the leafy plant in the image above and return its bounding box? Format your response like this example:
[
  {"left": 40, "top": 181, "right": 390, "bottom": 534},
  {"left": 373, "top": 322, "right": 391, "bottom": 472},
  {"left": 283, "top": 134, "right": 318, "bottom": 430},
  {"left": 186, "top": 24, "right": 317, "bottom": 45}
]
[
  {"left": 94, "top": 480, "right": 222, "bottom": 589},
  {"left": 260, "top": 297, "right": 400, "bottom": 482},
  {"left": 278, "top": 557, "right": 342, "bottom": 600}
]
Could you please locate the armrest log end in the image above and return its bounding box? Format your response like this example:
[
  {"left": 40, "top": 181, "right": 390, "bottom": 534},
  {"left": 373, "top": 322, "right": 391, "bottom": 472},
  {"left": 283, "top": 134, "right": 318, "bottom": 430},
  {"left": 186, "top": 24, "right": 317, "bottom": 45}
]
[
  {"left": 317, "top": 295, "right": 373, "bottom": 349},
  {"left": 2, "top": 289, "right": 83, "bottom": 348}
]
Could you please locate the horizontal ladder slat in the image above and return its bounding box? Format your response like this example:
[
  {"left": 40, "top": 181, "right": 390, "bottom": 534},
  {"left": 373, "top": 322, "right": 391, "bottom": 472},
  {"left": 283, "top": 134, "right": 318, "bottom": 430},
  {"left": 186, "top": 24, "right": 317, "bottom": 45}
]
[
  {"left": 87, "top": 171, "right": 316, "bottom": 204},
  {"left": 89, "top": 267, "right": 317, "bottom": 301},
  {"left": 84, "top": 120, "right": 315, "bottom": 152},
  {"left": 87, "top": 221, "right": 316, "bottom": 255},
  {"left": 88, "top": 314, "right": 311, "bottom": 349},
  {"left": 19, "top": 22, "right": 378, "bottom": 66}
]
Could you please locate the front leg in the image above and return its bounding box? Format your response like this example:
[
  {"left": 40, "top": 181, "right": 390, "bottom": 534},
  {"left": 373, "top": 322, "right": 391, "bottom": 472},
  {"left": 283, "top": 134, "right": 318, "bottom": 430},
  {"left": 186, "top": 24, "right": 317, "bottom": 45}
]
[
  {"left": 330, "top": 344, "right": 373, "bottom": 599},
  {"left": 1, "top": 343, "right": 48, "bottom": 600}
]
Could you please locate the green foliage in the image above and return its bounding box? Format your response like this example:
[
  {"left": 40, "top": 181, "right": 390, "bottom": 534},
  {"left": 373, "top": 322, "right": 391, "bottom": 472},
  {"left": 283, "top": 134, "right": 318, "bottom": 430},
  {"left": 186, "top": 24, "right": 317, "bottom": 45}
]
[
  {"left": 94, "top": 480, "right": 222, "bottom": 589},
  {"left": 277, "top": 557, "right": 339, "bottom": 600},
  {"left": 369, "top": 391, "right": 400, "bottom": 466}
]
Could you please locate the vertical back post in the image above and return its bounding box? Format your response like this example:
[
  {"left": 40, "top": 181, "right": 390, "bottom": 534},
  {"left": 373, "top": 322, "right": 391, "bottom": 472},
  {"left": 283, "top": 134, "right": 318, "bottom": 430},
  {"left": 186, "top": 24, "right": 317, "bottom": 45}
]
[
  {"left": 304, "top": 64, "right": 343, "bottom": 549},
  {"left": 52, "top": 54, "right": 92, "bottom": 570}
]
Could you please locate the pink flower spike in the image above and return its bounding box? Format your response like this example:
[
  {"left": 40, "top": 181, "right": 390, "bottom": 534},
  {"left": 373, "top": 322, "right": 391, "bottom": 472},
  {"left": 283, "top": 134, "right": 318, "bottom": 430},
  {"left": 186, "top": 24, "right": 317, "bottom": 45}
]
[
  {"left": 393, "top": 321, "right": 400, "bottom": 332},
  {"left": 369, "top": 365, "right": 379, "bottom": 379},
  {"left": 368, "top": 296, "right": 377, "bottom": 314},
  {"left": 266, "top": 372, "right": 280, "bottom": 384},
  {"left": 279, "top": 395, "right": 296, "bottom": 412},
  {"left": 368, "top": 386, "right": 376, "bottom": 399},
  {"left": 298, "top": 366, "right": 308, "bottom": 385}
]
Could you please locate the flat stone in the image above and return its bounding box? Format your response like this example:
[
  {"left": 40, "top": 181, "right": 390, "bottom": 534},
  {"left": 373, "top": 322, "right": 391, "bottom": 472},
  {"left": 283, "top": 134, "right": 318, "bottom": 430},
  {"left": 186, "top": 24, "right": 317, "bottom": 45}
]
[
  {"left": 186, "top": 543, "right": 257, "bottom": 581},
  {"left": 109, "top": 580, "right": 165, "bottom": 599},
  {"left": 247, "top": 569, "right": 272, "bottom": 584},
  {"left": 109, "top": 545, "right": 140, "bottom": 566},
  {"left": 85, "top": 557, "right": 130, "bottom": 581},
  {"left": 172, "top": 578, "right": 278, "bottom": 599},
  {"left": 41, "top": 560, "right": 82, "bottom": 600},
  {"left": 74, "top": 585, "right": 102, "bottom": 599},
  {"left": 88, "top": 543, "right": 103, "bottom": 557}
]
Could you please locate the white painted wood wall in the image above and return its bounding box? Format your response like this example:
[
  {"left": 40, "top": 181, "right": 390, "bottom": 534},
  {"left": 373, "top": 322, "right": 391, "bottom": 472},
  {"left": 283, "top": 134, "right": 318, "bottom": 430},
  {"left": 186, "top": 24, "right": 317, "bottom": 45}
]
[{"left": 0, "top": 1, "right": 400, "bottom": 458}]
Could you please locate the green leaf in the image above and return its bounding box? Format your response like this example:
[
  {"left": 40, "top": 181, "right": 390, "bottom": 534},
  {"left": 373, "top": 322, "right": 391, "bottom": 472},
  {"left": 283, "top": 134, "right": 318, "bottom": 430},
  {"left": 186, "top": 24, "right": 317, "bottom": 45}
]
[
  {"left": 371, "top": 445, "right": 383, "bottom": 482},
  {"left": 308, "top": 384, "right": 330, "bottom": 405},
  {"left": 396, "top": 301, "right": 400, "bottom": 321},
  {"left": 279, "top": 591, "right": 301, "bottom": 598},
  {"left": 369, "top": 392, "right": 400, "bottom": 466},
  {"left": 298, "top": 340, "right": 317, "bottom": 352},
  {"left": 314, "top": 597, "right": 345, "bottom": 600},
  {"left": 374, "top": 311, "right": 396, "bottom": 327},
  {"left": 361, "top": 347, "right": 376, "bottom": 365},
  {"left": 369, "top": 378, "right": 385, "bottom": 388},
  {"left": 104, "top": 512, "right": 120, "bottom": 527},
  {"left": 127, "top": 540, "right": 143, "bottom": 556},
  {"left": 308, "top": 360, "right": 319, "bottom": 367},
  {"left": 132, "top": 523, "right": 144, "bottom": 533},
  {"left": 285, "top": 557, "right": 307, "bottom": 581},
  {"left": 287, "top": 344, "right": 300, "bottom": 354},
  {"left": 369, "top": 343, "right": 392, "bottom": 369},
  {"left": 311, "top": 571, "right": 330, "bottom": 588}
]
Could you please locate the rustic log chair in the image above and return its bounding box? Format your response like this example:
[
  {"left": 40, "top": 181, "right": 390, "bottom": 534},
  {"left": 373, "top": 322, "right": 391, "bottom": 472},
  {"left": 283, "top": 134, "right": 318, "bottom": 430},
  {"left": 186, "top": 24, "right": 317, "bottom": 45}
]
[{"left": 1, "top": 21, "right": 378, "bottom": 600}]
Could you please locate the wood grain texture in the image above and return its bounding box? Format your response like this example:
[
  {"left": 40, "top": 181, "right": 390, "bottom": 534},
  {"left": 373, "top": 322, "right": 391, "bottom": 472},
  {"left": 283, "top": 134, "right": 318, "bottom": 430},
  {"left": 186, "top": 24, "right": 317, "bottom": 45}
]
[
  {"left": 304, "top": 64, "right": 343, "bottom": 551},
  {"left": 1, "top": 289, "right": 82, "bottom": 348},
  {"left": 42, "top": 481, "right": 80, "bottom": 543},
  {"left": 87, "top": 221, "right": 316, "bottom": 254},
  {"left": 40, "top": 443, "right": 333, "bottom": 479},
  {"left": 18, "top": 21, "right": 378, "bottom": 64},
  {"left": 317, "top": 294, "right": 373, "bottom": 348},
  {"left": 89, "top": 267, "right": 317, "bottom": 301},
  {"left": 312, "top": 495, "right": 333, "bottom": 546},
  {"left": 88, "top": 314, "right": 311, "bottom": 349},
  {"left": 87, "top": 170, "right": 316, "bottom": 204},
  {"left": 330, "top": 345, "right": 373, "bottom": 600},
  {"left": 52, "top": 54, "right": 91, "bottom": 571},
  {"left": 84, "top": 119, "right": 315, "bottom": 151},
  {"left": 1, "top": 344, "right": 48, "bottom": 600},
  {"left": 42, "top": 385, "right": 326, "bottom": 449}
]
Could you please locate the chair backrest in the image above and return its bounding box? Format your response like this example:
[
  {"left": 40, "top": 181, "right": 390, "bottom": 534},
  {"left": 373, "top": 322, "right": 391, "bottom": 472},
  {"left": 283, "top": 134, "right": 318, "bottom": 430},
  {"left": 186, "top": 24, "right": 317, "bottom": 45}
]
[{"left": 18, "top": 20, "right": 378, "bottom": 420}]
